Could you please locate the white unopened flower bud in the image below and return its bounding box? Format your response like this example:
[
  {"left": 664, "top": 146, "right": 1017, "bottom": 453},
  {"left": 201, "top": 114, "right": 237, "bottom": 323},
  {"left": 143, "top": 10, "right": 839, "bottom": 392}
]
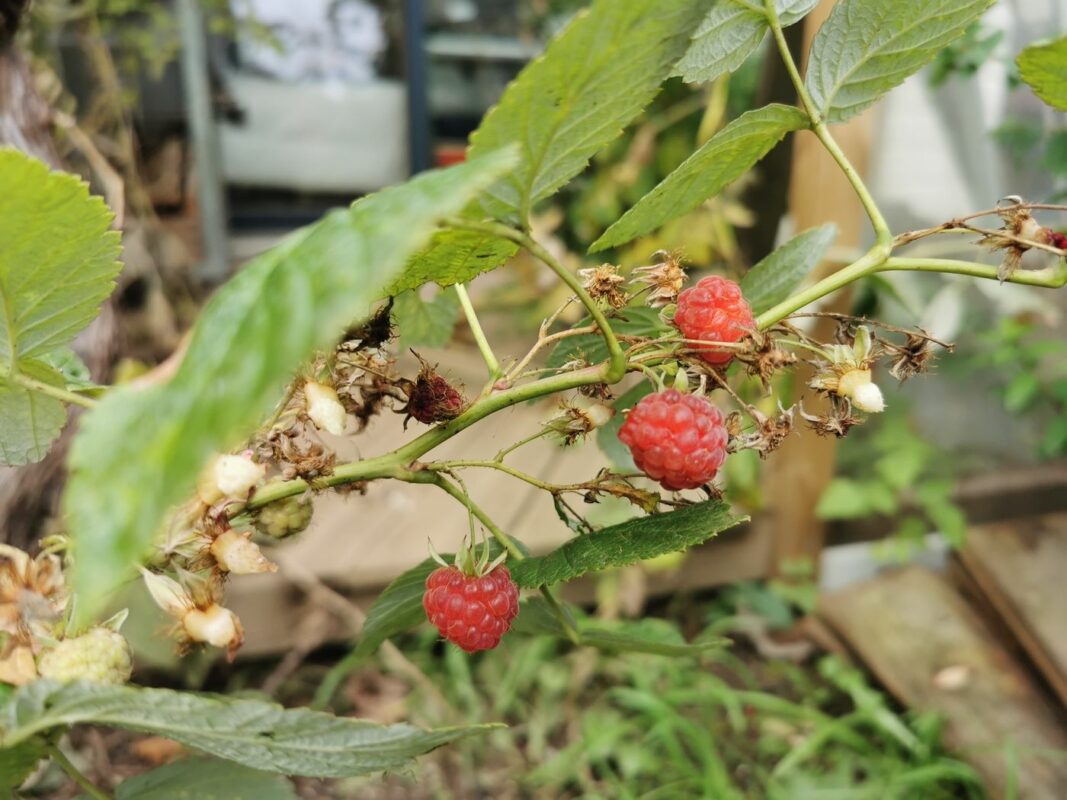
[
  {"left": 852, "top": 381, "right": 885, "bottom": 413},
  {"left": 210, "top": 530, "right": 277, "bottom": 574},
  {"left": 304, "top": 381, "right": 347, "bottom": 435},
  {"left": 141, "top": 568, "right": 192, "bottom": 617},
  {"left": 837, "top": 368, "right": 885, "bottom": 413},
  {"left": 213, "top": 453, "right": 265, "bottom": 499},
  {"left": 182, "top": 604, "right": 242, "bottom": 649}
]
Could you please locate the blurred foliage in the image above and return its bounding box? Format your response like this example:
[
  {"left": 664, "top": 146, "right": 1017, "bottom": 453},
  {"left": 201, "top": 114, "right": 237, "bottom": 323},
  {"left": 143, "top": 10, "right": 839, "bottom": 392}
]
[
  {"left": 927, "top": 22, "right": 1004, "bottom": 88},
  {"left": 967, "top": 318, "right": 1067, "bottom": 459},
  {"left": 309, "top": 597, "right": 982, "bottom": 799},
  {"left": 26, "top": 0, "right": 265, "bottom": 80},
  {"left": 817, "top": 405, "right": 969, "bottom": 557}
]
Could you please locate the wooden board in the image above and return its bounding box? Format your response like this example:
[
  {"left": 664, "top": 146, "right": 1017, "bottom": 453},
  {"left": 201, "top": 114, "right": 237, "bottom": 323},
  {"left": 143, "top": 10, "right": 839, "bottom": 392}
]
[
  {"left": 821, "top": 566, "right": 1067, "bottom": 799},
  {"left": 958, "top": 513, "right": 1067, "bottom": 709}
]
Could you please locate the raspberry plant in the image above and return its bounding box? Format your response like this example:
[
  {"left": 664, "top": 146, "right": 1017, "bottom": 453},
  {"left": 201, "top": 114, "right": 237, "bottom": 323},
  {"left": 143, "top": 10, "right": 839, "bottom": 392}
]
[{"left": 0, "top": 0, "right": 1065, "bottom": 794}]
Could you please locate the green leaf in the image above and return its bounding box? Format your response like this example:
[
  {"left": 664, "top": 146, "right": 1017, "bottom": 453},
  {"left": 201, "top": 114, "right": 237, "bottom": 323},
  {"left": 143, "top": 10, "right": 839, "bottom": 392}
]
[
  {"left": 63, "top": 151, "right": 518, "bottom": 620},
  {"left": 596, "top": 380, "right": 655, "bottom": 470},
  {"left": 0, "top": 359, "right": 68, "bottom": 465},
  {"left": 591, "top": 105, "right": 808, "bottom": 251},
  {"left": 0, "top": 738, "right": 45, "bottom": 791},
  {"left": 510, "top": 500, "right": 744, "bottom": 588},
  {"left": 1003, "top": 372, "right": 1040, "bottom": 412},
  {"left": 512, "top": 598, "right": 726, "bottom": 656},
  {"left": 805, "top": 0, "right": 996, "bottom": 123},
  {"left": 388, "top": 228, "right": 519, "bottom": 296},
  {"left": 0, "top": 681, "right": 495, "bottom": 778},
  {"left": 1042, "top": 129, "right": 1067, "bottom": 177},
  {"left": 468, "top": 0, "right": 709, "bottom": 223},
  {"left": 40, "top": 346, "right": 97, "bottom": 391},
  {"left": 1017, "top": 36, "right": 1067, "bottom": 111},
  {"left": 393, "top": 286, "right": 460, "bottom": 349},
  {"left": 547, "top": 307, "right": 672, "bottom": 369},
  {"left": 579, "top": 618, "right": 727, "bottom": 656},
  {"left": 740, "top": 224, "right": 836, "bottom": 315},
  {"left": 116, "top": 758, "right": 296, "bottom": 800},
  {"left": 0, "top": 148, "right": 122, "bottom": 365},
  {"left": 677, "top": 0, "right": 819, "bottom": 85}
]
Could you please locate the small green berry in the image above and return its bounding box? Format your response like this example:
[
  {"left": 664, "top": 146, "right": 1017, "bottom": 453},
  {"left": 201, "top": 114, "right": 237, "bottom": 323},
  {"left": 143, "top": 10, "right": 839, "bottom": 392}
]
[
  {"left": 253, "top": 496, "right": 314, "bottom": 540},
  {"left": 37, "top": 628, "right": 133, "bottom": 685}
]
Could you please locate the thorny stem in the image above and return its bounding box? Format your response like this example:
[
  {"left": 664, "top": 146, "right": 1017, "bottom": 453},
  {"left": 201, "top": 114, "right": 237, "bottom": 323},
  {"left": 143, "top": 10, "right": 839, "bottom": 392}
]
[
  {"left": 47, "top": 743, "right": 112, "bottom": 800},
  {"left": 429, "top": 472, "right": 581, "bottom": 645},
  {"left": 4, "top": 370, "right": 97, "bottom": 409},
  {"left": 453, "top": 283, "right": 500, "bottom": 379},
  {"left": 764, "top": 0, "right": 891, "bottom": 246},
  {"left": 445, "top": 217, "right": 627, "bottom": 383}
]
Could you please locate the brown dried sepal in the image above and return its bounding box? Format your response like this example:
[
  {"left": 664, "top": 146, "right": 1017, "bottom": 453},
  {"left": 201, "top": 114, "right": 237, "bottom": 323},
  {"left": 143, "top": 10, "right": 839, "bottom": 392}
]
[
  {"left": 579, "top": 263, "right": 629, "bottom": 310},
  {"left": 632, "top": 250, "right": 688, "bottom": 308},
  {"left": 800, "top": 399, "right": 861, "bottom": 438}
]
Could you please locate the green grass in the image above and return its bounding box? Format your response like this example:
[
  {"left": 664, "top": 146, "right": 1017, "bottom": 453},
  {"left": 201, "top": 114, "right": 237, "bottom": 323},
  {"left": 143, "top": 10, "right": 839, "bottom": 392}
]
[{"left": 298, "top": 591, "right": 985, "bottom": 800}]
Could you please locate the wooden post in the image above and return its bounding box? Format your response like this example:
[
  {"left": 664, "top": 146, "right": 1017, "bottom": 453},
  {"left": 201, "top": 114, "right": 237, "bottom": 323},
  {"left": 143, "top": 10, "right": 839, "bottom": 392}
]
[{"left": 765, "top": 0, "right": 878, "bottom": 575}]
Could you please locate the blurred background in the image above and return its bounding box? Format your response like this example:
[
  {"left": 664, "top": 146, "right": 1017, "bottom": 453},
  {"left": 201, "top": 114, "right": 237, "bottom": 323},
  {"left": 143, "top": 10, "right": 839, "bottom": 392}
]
[{"left": 3, "top": 0, "right": 1067, "bottom": 797}]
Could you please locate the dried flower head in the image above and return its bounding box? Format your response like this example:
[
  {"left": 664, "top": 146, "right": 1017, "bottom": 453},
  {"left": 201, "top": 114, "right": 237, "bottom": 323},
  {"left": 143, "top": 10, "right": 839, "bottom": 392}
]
[
  {"left": 632, "top": 250, "right": 688, "bottom": 307},
  {"left": 546, "top": 397, "right": 615, "bottom": 445},
  {"left": 578, "top": 263, "right": 628, "bottom": 310},
  {"left": 978, "top": 201, "right": 1062, "bottom": 281},
  {"left": 0, "top": 545, "right": 66, "bottom": 642},
  {"left": 399, "top": 354, "right": 466, "bottom": 427}
]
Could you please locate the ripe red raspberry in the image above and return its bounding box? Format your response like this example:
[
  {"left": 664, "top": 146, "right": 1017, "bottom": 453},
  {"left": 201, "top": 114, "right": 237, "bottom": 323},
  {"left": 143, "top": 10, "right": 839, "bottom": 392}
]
[
  {"left": 423, "top": 564, "right": 519, "bottom": 652},
  {"left": 673, "top": 276, "right": 754, "bottom": 365},
  {"left": 618, "top": 389, "right": 728, "bottom": 490}
]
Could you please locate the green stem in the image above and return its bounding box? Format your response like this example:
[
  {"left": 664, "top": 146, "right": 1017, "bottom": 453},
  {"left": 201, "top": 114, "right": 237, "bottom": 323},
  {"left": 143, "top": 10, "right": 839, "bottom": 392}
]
[
  {"left": 4, "top": 370, "right": 97, "bottom": 409},
  {"left": 763, "top": 0, "right": 891, "bottom": 245},
  {"left": 755, "top": 245, "right": 886, "bottom": 329},
  {"left": 445, "top": 217, "right": 626, "bottom": 383},
  {"left": 47, "top": 744, "right": 111, "bottom": 800},
  {"left": 453, "top": 283, "right": 500, "bottom": 378},
  {"left": 430, "top": 472, "right": 581, "bottom": 645},
  {"left": 881, "top": 256, "right": 1067, "bottom": 287},
  {"left": 756, "top": 251, "right": 1067, "bottom": 330}
]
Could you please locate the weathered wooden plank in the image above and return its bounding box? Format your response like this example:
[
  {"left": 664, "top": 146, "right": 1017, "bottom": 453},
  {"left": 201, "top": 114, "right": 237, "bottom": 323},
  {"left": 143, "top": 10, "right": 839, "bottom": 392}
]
[
  {"left": 821, "top": 566, "right": 1067, "bottom": 799},
  {"left": 958, "top": 513, "right": 1067, "bottom": 708}
]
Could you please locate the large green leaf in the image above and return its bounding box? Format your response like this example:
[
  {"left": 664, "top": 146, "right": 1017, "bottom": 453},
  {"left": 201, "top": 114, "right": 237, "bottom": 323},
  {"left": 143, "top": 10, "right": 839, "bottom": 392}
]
[
  {"left": 0, "top": 149, "right": 121, "bottom": 465},
  {"left": 0, "top": 149, "right": 121, "bottom": 364},
  {"left": 64, "top": 151, "right": 518, "bottom": 620},
  {"left": 0, "top": 738, "right": 44, "bottom": 792},
  {"left": 547, "top": 307, "right": 672, "bottom": 370},
  {"left": 0, "top": 359, "right": 68, "bottom": 465},
  {"left": 468, "top": 0, "right": 710, "bottom": 223},
  {"left": 740, "top": 224, "right": 836, "bottom": 315},
  {"left": 1017, "top": 36, "right": 1067, "bottom": 111},
  {"left": 591, "top": 105, "right": 808, "bottom": 251},
  {"left": 115, "top": 758, "right": 296, "bottom": 800},
  {"left": 509, "top": 500, "right": 745, "bottom": 588},
  {"left": 677, "top": 0, "right": 819, "bottom": 85},
  {"left": 805, "top": 0, "right": 996, "bottom": 124},
  {"left": 389, "top": 228, "right": 519, "bottom": 296},
  {"left": 393, "top": 286, "right": 460, "bottom": 350},
  {"left": 512, "top": 598, "right": 726, "bottom": 656},
  {"left": 0, "top": 681, "right": 493, "bottom": 778}
]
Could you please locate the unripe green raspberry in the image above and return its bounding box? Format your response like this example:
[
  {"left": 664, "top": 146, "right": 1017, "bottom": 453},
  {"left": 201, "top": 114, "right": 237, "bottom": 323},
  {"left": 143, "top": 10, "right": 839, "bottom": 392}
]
[
  {"left": 38, "top": 628, "right": 133, "bottom": 685},
  {"left": 253, "top": 496, "right": 314, "bottom": 540}
]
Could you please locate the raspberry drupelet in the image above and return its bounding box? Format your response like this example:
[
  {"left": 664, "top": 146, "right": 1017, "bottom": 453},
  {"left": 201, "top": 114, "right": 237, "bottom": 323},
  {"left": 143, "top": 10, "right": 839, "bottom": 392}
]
[
  {"left": 618, "top": 389, "right": 729, "bottom": 491},
  {"left": 423, "top": 564, "right": 519, "bottom": 652},
  {"left": 673, "top": 275, "right": 755, "bottom": 365}
]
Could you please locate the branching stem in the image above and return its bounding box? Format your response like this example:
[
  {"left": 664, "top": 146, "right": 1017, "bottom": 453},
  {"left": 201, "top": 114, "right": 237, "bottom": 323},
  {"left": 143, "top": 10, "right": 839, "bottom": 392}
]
[
  {"left": 454, "top": 283, "right": 500, "bottom": 379},
  {"left": 763, "top": 0, "right": 891, "bottom": 245},
  {"left": 47, "top": 744, "right": 111, "bottom": 800}
]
